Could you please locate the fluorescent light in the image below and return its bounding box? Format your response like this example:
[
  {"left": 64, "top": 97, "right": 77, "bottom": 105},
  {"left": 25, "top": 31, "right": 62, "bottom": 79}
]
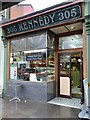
[
  {"left": 24, "top": 49, "right": 46, "bottom": 53},
  {"left": 69, "top": 44, "right": 76, "bottom": 48},
  {"left": 66, "top": 55, "right": 70, "bottom": 58}
]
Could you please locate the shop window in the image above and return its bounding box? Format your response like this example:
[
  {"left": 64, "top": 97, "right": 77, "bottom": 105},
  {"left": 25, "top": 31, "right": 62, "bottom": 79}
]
[
  {"left": 59, "top": 34, "right": 83, "bottom": 49},
  {"left": 10, "top": 31, "right": 55, "bottom": 82},
  {"left": 10, "top": 49, "right": 47, "bottom": 81},
  {"left": 11, "top": 32, "right": 47, "bottom": 52}
]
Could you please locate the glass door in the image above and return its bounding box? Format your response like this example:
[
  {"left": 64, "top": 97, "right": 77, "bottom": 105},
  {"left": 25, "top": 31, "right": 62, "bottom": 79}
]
[
  {"left": 59, "top": 54, "right": 71, "bottom": 97},
  {"left": 59, "top": 52, "right": 83, "bottom": 100},
  {"left": 71, "top": 52, "right": 83, "bottom": 99}
]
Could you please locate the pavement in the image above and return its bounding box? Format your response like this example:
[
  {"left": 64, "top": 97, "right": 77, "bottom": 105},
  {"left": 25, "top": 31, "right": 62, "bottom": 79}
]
[{"left": 0, "top": 97, "right": 81, "bottom": 119}]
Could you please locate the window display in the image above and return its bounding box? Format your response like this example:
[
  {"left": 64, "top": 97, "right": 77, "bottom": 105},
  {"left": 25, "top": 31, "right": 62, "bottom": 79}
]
[{"left": 10, "top": 31, "right": 55, "bottom": 82}]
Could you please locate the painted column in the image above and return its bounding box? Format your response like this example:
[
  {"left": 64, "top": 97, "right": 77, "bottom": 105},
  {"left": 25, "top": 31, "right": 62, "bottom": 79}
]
[
  {"left": 0, "top": 33, "right": 4, "bottom": 97},
  {"left": 85, "top": 0, "right": 90, "bottom": 107},
  {"left": 85, "top": 15, "right": 90, "bottom": 79},
  {"left": 85, "top": 0, "right": 90, "bottom": 79},
  {"left": 2, "top": 36, "right": 8, "bottom": 96}
]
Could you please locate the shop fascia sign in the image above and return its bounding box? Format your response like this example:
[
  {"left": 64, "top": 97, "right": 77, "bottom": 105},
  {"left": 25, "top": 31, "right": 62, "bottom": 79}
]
[{"left": 3, "top": 3, "right": 82, "bottom": 36}]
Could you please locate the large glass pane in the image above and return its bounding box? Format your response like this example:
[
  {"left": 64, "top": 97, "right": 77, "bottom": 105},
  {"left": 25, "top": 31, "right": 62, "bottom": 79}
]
[
  {"left": 11, "top": 38, "right": 26, "bottom": 52},
  {"left": 11, "top": 32, "right": 47, "bottom": 52},
  {"left": 59, "top": 54, "right": 71, "bottom": 96},
  {"left": 27, "top": 49, "right": 47, "bottom": 82},
  {"left": 10, "top": 49, "right": 47, "bottom": 82},
  {"left": 60, "top": 54, "right": 71, "bottom": 77},
  {"left": 71, "top": 52, "right": 82, "bottom": 98},
  {"left": 10, "top": 31, "right": 55, "bottom": 82},
  {"left": 26, "top": 32, "right": 46, "bottom": 50},
  {"left": 59, "top": 34, "right": 82, "bottom": 49}
]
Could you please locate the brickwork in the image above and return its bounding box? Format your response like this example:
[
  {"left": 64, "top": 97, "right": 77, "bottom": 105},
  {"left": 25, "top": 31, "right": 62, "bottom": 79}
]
[{"left": 10, "top": 4, "right": 34, "bottom": 20}]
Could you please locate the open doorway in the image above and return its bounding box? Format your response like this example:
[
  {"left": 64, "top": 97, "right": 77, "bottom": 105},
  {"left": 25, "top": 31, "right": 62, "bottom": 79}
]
[
  {"left": 71, "top": 52, "right": 83, "bottom": 98},
  {"left": 59, "top": 52, "right": 83, "bottom": 99}
]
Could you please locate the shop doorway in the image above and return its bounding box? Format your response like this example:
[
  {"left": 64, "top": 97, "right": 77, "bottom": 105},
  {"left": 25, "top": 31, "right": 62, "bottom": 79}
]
[{"left": 59, "top": 52, "right": 83, "bottom": 99}]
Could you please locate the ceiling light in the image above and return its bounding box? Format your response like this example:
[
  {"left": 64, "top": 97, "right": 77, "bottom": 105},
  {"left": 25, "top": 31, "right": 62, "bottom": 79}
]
[
  {"left": 71, "top": 26, "right": 75, "bottom": 29},
  {"left": 66, "top": 55, "right": 70, "bottom": 58},
  {"left": 75, "top": 35, "right": 79, "bottom": 38},
  {"left": 78, "top": 59, "right": 82, "bottom": 62}
]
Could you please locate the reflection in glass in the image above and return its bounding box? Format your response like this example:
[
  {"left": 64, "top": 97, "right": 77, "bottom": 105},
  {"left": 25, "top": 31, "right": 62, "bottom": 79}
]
[
  {"left": 11, "top": 38, "right": 26, "bottom": 52},
  {"left": 59, "top": 34, "right": 82, "bottom": 49},
  {"left": 11, "top": 32, "right": 47, "bottom": 52},
  {"left": 26, "top": 32, "right": 46, "bottom": 49}
]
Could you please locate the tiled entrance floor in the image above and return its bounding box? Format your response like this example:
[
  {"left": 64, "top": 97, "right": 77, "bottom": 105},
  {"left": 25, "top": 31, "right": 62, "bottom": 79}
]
[{"left": 48, "top": 97, "right": 85, "bottom": 109}]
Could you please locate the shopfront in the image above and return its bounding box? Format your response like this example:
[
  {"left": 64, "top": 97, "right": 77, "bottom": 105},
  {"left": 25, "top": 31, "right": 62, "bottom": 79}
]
[{"left": 1, "top": 0, "right": 86, "bottom": 102}]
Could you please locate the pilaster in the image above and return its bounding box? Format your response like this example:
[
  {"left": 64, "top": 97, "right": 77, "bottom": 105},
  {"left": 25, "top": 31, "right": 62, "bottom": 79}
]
[
  {"left": 85, "top": 15, "right": 90, "bottom": 81},
  {"left": 1, "top": 36, "right": 8, "bottom": 95},
  {"left": 85, "top": 15, "right": 90, "bottom": 35}
]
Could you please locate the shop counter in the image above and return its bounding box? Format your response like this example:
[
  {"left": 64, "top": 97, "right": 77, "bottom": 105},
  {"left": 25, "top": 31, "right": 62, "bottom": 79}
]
[{"left": 7, "top": 79, "right": 56, "bottom": 102}]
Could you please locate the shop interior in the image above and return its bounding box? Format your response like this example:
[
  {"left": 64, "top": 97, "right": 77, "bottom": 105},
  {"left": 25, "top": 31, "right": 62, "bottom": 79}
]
[{"left": 59, "top": 52, "right": 83, "bottom": 98}]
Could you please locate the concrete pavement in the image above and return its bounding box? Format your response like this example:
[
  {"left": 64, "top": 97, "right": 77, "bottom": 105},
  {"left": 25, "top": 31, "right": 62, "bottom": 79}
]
[{"left": 0, "top": 97, "right": 80, "bottom": 119}]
